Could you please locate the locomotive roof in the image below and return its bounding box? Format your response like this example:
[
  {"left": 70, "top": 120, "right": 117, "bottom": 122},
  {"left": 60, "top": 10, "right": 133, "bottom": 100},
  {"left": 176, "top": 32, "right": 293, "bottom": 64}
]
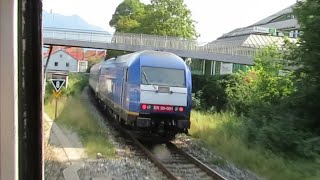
[{"left": 104, "top": 50, "right": 186, "bottom": 69}]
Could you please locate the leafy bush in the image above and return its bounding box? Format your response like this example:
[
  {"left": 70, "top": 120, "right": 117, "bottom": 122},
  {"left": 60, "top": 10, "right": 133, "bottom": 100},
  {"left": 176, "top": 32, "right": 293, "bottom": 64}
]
[
  {"left": 224, "top": 46, "right": 320, "bottom": 159},
  {"left": 44, "top": 80, "right": 55, "bottom": 104},
  {"left": 192, "top": 74, "right": 230, "bottom": 112},
  {"left": 244, "top": 102, "right": 320, "bottom": 159},
  {"left": 226, "top": 46, "right": 295, "bottom": 115},
  {"left": 63, "top": 73, "right": 88, "bottom": 96},
  {"left": 191, "top": 91, "right": 202, "bottom": 110}
]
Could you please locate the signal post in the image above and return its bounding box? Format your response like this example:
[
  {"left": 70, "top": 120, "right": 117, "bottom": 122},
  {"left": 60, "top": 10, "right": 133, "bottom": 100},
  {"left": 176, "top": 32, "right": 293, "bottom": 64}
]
[{"left": 50, "top": 79, "right": 65, "bottom": 120}]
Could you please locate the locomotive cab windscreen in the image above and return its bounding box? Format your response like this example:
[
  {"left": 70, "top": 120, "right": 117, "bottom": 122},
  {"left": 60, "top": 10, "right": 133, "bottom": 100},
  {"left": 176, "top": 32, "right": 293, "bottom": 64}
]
[{"left": 141, "top": 67, "right": 186, "bottom": 88}]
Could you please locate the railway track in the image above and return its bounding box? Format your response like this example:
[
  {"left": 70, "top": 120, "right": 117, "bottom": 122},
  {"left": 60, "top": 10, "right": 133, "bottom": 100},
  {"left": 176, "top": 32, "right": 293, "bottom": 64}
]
[
  {"left": 124, "top": 130, "right": 226, "bottom": 180},
  {"left": 88, "top": 88, "right": 226, "bottom": 180}
]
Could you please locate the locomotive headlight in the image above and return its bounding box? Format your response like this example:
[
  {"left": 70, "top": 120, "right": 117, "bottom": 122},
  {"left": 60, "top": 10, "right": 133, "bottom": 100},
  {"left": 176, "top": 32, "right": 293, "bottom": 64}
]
[
  {"left": 178, "top": 107, "right": 184, "bottom": 112},
  {"left": 174, "top": 107, "right": 179, "bottom": 111},
  {"left": 147, "top": 105, "right": 152, "bottom": 109},
  {"left": 141, "top": 104, "right": 147, "bottom": 110}
]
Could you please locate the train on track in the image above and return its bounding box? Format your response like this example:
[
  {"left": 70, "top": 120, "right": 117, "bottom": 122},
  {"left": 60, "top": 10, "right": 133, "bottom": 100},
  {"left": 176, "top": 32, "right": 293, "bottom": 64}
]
[{"left": 89, "top": 50, "right": 192, "bottom": 141}]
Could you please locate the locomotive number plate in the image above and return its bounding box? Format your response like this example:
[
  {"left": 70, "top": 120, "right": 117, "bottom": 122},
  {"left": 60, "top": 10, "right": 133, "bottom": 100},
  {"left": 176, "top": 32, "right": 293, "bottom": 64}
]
[
  {"left": 158, "top": 86, "right": 169, "bottom": 93},
  {"left": 153, "top": 105, "right": 174, "bottom": 112}
]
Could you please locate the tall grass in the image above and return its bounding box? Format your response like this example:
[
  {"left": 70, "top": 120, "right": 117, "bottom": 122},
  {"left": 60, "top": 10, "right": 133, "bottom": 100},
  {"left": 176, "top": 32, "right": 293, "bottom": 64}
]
[
  {"left": 190, "top": 111, "right": 320, "bottom": 180},
  {"left": 44, "top": 96, "right": 68, "bottom": 120},
  {"left": 44, "top": 73, "right": 115, "bottom": 158},
  {"left": 45, "top": 95, "right": 116, "bottom": 158}
]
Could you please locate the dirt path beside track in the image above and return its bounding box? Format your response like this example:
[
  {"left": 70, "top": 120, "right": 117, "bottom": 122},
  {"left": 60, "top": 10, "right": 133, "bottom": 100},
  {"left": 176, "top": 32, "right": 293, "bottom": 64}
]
[{"left": 44, "top": 113, "right": 87, "bottom": 180}]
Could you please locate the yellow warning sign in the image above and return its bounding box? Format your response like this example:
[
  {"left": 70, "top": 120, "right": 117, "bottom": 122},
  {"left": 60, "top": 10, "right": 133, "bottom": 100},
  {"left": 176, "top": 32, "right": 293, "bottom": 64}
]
[
  {"left": 51, "top": 79, "right": 65, "bottom": 93},
  {"left": 52, "top": 90, "right": 61, "bottom": 98}
]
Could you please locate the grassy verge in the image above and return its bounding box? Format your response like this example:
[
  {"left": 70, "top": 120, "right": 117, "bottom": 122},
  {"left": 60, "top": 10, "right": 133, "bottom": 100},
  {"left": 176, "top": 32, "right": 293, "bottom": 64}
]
[
  {"left": 44, "top": 96, "right": 68, "bottom": 119},
  {"left": 190, "top": 111, "right": 320, "bottom": 180},
  {"left": 44, "top": 94, "right": 116, "bottom": 158}
]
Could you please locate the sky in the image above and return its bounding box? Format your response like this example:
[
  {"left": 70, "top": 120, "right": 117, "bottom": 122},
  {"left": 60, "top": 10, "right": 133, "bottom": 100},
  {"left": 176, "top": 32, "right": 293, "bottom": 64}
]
[{"left": 43, "top": 0, "right": 297, "bottom": 42}]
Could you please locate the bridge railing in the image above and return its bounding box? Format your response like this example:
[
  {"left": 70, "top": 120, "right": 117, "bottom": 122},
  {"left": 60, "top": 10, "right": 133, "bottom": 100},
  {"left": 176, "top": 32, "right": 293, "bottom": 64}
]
[
  {"left": 43, "top": 27, "right": 257, "bottom": 57},
  {"left": 43, "top": 27, "right": 113, "bottom": 43}
]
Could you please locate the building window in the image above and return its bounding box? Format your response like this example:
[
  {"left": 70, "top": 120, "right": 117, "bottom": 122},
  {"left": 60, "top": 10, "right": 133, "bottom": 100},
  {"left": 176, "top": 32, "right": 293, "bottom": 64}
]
[
  {"left": 190, "top": 59, "right": 204, "bottom": 75},
  {"left": 60, "top": 54, "right": 63, "bottom": 58},
  {"left": 54, "top": 62, "right": 58, "bottom": 66},
  {"left": 211, "top": 61, "right": 216, "bottom": 75},
  {"left": 233, "top": 63, "right": 248, "bottom": 73},
  {"left": 215, "top": 62, "right": 221, "bottom": 75},
  {"left": 204, "top": 60, "right": 212, "bottom": 76},
  {"left": 271, "top": 13, "right": 295, "bottom": 23},
  {"left": 66, "top": 62, "right": 69, "bottom": 67},
  {"left": 78, "top": 61, "right": 88, "bottom": 72}
]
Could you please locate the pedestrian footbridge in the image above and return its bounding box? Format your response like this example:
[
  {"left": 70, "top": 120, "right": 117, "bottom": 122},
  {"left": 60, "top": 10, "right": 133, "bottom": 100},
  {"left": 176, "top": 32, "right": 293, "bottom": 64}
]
[{"left": 43, "top": 27, "right": 256, "bottom": 65}]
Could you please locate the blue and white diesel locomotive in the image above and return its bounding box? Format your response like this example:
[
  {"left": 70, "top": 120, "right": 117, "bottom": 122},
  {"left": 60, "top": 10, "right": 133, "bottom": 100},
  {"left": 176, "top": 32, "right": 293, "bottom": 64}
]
[{"left": 89, "top": 50, "right": 192, "bottom": 140}]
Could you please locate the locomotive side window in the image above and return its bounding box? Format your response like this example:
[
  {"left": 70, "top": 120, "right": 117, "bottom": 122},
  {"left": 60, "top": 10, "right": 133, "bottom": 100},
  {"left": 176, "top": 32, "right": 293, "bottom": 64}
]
[
  {"left": 141, "top": 67, "right": 185, "bottom": 87},
  {"left": 125, "top": 68, "right": 129, "bottom": 82}
]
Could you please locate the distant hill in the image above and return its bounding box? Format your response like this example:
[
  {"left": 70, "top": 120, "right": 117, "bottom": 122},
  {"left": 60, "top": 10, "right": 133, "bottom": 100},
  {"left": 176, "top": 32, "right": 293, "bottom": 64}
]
[
  {"left": 42, "top": 11, "right": 109, "bottom": 61},
  {"left": 42, "top": 10, "right": 107, "bottom": 32}
]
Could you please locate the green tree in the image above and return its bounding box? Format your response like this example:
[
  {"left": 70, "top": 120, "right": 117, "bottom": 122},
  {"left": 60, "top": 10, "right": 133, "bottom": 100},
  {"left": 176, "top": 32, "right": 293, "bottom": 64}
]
[
  {"left": 226, "top": 46, "right": 295, "bottom": 115},
  {"left": 294, "top": 0, "right": 320, "bottom": 81},
  {"left": 142, "top": 0, "right": 198, "bottom": 39},
  {"left": 105, "top": 50, "right": 131, "bottom": 59},
  {"left": 110, "top": 0, "right": 198, "bottom": 39},
  {"left": 291, "top": 0, "right": 320, "bottom": 132},
  {"left": 109, "top": 0, "right": 146, "bottom": 33}
]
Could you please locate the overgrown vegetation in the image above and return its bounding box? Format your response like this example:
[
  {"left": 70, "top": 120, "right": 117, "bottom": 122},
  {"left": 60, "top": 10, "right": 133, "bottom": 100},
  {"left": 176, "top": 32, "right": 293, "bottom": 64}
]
[
  {"left": 190, "top": 111, "right": 320, "bottom": 180},
  {"left": 44, "top": 73, "right": 88, "bottom": 103},
  {"left": 54, "top": 95, "right": 116, "bottom": 158},
  {"left": 190, "top": 1, "right": 320, "bottom": 178},
  {"left": 44, "top": 73, "right": 116, "bottom": 158},
  {"left": 191, "top": 75, "right": 229, "bottom": 112},
  {"left": 191, "top": 45, "right": 320, "bottom": 178},
  {"left": 223, "top": 46, "right": 320, "bottom": 159},
  {"left": 289, "top": 0, "right": 320, "bottom": 133}
]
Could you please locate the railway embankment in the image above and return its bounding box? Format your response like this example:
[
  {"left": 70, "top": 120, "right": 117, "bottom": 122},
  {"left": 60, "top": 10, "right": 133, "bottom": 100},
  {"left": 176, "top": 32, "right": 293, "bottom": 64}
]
[
  {"left": 45, "top": 73, "right": 319, "bottom": 180},
  {"left": 44, "top": 82, "right": 260, "bottom": 180}
]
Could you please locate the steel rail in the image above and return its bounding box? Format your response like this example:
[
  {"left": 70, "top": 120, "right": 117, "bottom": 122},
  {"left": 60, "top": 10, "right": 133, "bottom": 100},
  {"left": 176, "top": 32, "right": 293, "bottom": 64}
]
[
  {"left": 120, "top": 129, "right": 178, "bottom": 180},
  {"left": 166, "top": 142, "right": 226, "bottom": 180}
]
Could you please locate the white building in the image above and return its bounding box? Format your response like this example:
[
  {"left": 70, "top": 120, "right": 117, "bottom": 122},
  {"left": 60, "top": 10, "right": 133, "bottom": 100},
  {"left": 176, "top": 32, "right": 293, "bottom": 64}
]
[
  {"left": 190, "top": 4, "right": 298, "bottom": 76},
  {"left": 43, "top": 50, "right": 88, "bottom": 72},
  {"left": 219, "top": 4, "right": 299, "bottom": 39}
]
